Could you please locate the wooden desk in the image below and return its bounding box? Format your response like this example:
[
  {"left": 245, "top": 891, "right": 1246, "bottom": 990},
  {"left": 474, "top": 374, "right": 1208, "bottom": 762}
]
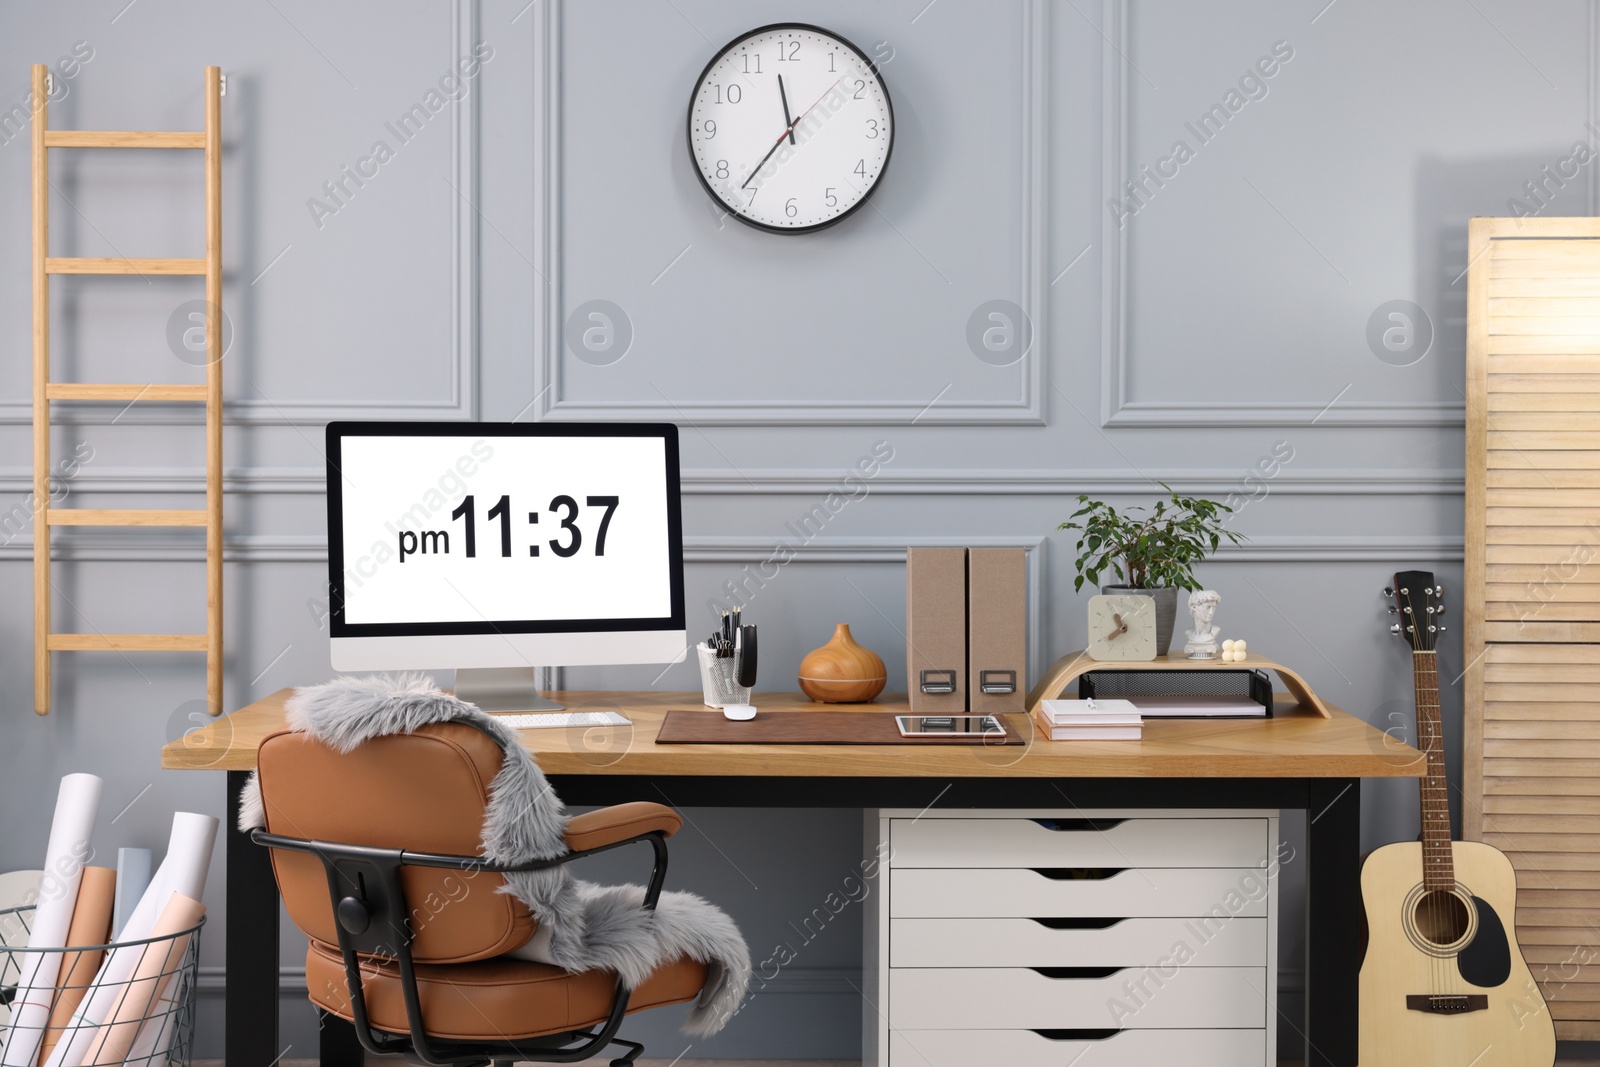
[{"left": 165, "top": 689, "right": 1421, "bottom": 1067}]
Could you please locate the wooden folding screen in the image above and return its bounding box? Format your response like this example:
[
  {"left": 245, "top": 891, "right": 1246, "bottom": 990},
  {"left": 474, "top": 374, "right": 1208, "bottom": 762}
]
[{"left": 1465, "top": 216, "right": 1600, "bottom": 1038}]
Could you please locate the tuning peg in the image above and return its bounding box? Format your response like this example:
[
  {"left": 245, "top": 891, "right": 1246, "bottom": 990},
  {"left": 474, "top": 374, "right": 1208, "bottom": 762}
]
[
  {"left": 1438, "top": 624, "right": 1447, "bottom": 633},
  {"left": 1436, "top": 604, "right": 1446, "bottom": 616},
  {"left": 1390, "top": 623, "right": 1402, "bottom": 636},
  {"left": 1383, "top": 587, "right": 1394, "bottom": 598},
  {"left": 1400, "top": 586, "right": 1409, "bottom": 596},
  {"left": 1434, "top": 585, "right": 1443, "bottom": 597},
  {"left": 1387, "top": 606, "right": 1399, "bottom": 615}
]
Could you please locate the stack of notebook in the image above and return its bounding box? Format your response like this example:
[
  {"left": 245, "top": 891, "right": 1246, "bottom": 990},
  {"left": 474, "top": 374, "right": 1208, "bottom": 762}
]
[{"left": 1034, "top": 698, "right": 1143, "bottom": 741}]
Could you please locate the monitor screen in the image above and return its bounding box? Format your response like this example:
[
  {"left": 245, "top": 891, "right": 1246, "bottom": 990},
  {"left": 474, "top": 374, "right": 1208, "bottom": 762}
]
[{"left": 326, "top": 422, "right": 685, "bottom": 652}]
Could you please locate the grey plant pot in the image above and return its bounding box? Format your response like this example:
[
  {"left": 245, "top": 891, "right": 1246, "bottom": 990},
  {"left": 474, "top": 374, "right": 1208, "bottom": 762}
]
[{"left": 1101, "top": 585, "right": 1179, "bottom": 656}]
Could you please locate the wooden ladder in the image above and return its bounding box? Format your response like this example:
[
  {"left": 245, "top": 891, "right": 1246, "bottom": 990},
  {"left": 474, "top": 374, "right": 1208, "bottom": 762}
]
[{"left": 31, "top": 64, "right": 223, "bottom": 716}]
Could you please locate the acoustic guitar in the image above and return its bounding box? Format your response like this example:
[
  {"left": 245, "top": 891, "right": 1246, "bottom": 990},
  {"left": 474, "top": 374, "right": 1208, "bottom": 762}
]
[{"left": 1358, "top": 571, "right": 1555, "bottom": 1065}]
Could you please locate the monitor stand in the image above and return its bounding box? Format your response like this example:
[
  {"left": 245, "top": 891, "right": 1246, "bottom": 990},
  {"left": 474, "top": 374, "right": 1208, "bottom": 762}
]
[{"left": 453, "top": 667, "right": 565, "bottom": 712}]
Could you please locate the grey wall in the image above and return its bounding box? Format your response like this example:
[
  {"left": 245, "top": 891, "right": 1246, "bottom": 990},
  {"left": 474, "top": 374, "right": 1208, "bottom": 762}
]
[{"left": 0, "top": 0, "right": 1588, "bottom": 1059}]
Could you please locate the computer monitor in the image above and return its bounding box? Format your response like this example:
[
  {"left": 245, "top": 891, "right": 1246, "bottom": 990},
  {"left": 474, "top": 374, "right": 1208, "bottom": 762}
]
[{"left": 325, "top": 421, "right": 687, "bottom": 710}]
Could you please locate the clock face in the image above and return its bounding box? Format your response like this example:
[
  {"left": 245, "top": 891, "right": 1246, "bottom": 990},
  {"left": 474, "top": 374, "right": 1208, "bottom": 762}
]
[
  {"left": 1086, "top": 594, "right": 1158, "bottom": 662},
  {"left": 687, "top": 23, "right": 893, "bottom": 234}
]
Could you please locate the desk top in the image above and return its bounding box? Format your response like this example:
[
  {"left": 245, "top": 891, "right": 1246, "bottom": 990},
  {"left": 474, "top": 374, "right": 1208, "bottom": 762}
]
[{"left": 162, "top": 689, "right": 1424, "bottom": 779}]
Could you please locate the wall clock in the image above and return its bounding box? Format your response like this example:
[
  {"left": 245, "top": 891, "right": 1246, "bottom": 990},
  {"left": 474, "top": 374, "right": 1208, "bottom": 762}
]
[
  {"left": 1086, "top": 594, "right": 1158, "bottom": 662},
  {"left": 686, "top": 23, "right": 893, "bottom": 234}
]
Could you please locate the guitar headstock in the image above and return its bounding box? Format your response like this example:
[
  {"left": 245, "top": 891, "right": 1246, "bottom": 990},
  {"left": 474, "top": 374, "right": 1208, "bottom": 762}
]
[{"left": 1383, "top": 570, "right": 1445, "bottom": 651}]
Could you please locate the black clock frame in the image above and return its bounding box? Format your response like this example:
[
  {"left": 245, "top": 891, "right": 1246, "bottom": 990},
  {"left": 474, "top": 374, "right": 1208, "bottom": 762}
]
[{"left": 685, "top": 22, "right": 894, "bottom": 235}]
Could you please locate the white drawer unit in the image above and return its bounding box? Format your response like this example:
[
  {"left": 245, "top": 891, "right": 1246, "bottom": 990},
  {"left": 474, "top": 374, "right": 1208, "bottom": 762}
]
[
  {"left": 891, "top": 815, "right": 1268, "bottom": 868},
  {"left": 890, "top": 916, "right": 1268, "bottom": 968},
  {"left": 888, "top": 1027, "right": 1268, "bottom": 1067},
  {"left": 865, "top": 809, "right": 1280, "bottom": 1067},
  {"left": 890, "top": 865, "right": 1271, "bottom": 918}
]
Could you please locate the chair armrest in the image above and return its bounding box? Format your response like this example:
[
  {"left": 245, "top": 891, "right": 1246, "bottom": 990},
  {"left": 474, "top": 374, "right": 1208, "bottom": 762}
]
[{"left": 564, "top": 801, "right": 681, "bottom": 853}]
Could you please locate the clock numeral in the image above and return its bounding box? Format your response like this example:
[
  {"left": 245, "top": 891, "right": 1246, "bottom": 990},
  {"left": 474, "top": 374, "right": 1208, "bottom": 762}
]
[
  {"left": 825, "top": 187, "right": 837, "bottom": 208},
  {"left": 486, "top": 494, "right": 512, "bottom": 558},
  {"left": 828, "top": 51, "right": 837, "bottom": 72},
  {"left": 549, "top": 495, "right": 582, "bottom": 558},
  {"left": 853, "top": 79, "right": 867, "bottom": 100},
  {"left": 715, "top": 160, "right": 729, "bottom": 179},
  {"left": 778, "top": 40, "right": 800, "bottom": 61},
  {"left": 702, "top": 119, "right": 716, "bottom": 139},
  {"left": 742, "top": 53, "right": 762, "bottom": 74},
  {"left": 785, "top": 198, "right": 798, "bottom": 218},
  {"left": 587, "top": 495, "right": 619, "bottom": 556},
  {"left": 746, "top": 188, "right": 757, "bottom": 204},
  {"left": 853, "top": 159, "right": 868, "bottom": 180},
  {"left": 865, "top": 119, "right": 879, "bottom": 139},
  {"left": 713, "top": 83, "right": 741, "bottom": 104}
]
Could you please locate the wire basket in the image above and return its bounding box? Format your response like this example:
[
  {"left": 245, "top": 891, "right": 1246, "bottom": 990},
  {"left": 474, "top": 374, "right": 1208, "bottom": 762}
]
[{"left": 0, "top": 903, "right": 202, "bottom": 1067}]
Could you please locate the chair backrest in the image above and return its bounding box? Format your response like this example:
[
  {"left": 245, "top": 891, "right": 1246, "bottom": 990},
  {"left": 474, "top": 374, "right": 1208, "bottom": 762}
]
[{"left": 255, "top": 721, "right": 537, "bottom": 964}]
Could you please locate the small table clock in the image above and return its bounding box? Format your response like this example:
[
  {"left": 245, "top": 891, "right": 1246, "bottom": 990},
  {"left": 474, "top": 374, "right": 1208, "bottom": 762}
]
[{"left": 1086, "top": 594, "right": 1158, "bottom": 662}]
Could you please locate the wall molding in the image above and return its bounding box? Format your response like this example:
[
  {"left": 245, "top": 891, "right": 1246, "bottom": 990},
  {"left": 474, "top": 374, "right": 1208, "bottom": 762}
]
[
  {"left": 0, "top": 532, "right": 1461, "bottom": 565},
  {"left": 533, "top": 0, "right": 1048, "bottom": 426},
  {"left": 0, "top": 0, "right": 478, "bottom": 427},
  {"left": 1096, "top": 0, "right": 1464, "bottom": 429},
  {"left": 0, "top": 465, "right": 1469, "bottom": 497}
]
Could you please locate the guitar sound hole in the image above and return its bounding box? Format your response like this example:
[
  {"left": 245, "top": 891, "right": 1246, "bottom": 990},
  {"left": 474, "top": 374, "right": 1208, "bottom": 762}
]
[{"left": 1414, "top": 889, "right": 1471, "bottom": 946}]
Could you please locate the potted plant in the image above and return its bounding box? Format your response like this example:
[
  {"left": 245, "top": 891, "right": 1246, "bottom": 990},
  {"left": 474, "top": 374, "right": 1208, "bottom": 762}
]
[{"left": 1059, "top": 485, "right": 1246, "bottom": 655}]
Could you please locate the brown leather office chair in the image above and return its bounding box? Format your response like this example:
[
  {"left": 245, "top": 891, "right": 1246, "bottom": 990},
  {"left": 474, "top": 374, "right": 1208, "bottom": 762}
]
[{"left": 249, "top": 720, "right": 708, "bottom": 1066}]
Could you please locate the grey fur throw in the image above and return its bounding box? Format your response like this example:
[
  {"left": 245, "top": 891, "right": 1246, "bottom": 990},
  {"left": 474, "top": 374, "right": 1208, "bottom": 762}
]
[{"left": 237, "top": 673, "right": 749, "bottom": 1037}]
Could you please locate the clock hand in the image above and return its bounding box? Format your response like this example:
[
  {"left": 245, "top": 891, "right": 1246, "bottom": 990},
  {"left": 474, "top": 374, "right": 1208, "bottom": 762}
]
[
  {"left": 1107, "top": 613, "right": 1128, "bottom": 640},
  {"left": 741, "top": 77, "right": 843, "bottom": 189},
  {"left": 778, "top": 73, "right": 796, "bottom": 146}
]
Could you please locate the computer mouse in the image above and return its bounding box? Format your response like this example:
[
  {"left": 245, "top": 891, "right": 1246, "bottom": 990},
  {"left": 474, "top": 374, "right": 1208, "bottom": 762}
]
[{"left": 721, "top": 703, "right": 757, "bottom": 721}]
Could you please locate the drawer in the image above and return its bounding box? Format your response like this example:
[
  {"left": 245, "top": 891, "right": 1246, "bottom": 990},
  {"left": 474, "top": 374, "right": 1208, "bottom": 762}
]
[
  {"left": 891, "top": 817, "right": 1268, "bottom": 868},
  {"left": 890, "top": 866, "right": 1270, "bottom": 918},
  {"left": 889, "top": 966, "right": 1267, "bottom": 1030},
  {"left": 888, "top": 1027, "right": 1267, "bottom": 1067},
  {"left": 890, "top": 916, "right": 1268, "bottom": 968}
]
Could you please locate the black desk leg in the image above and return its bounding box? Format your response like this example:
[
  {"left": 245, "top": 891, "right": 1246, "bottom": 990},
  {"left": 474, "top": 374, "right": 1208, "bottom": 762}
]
[
  {"left": 226, "top": 771, "right": 280, "bottom": 1067},
  {"left": 1305, "top": 777, "right": 1361, "bottom": 1067},
  {"left": 320, "top": 1011, "right": 365, "bottom": 1065}
]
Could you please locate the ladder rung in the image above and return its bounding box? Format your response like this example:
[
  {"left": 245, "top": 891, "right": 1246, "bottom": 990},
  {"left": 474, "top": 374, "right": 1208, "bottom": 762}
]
[
  {"left": 48, "top": 633, "right": 208, "bottom": 652},
  {"left": 47, "top": 509, "right": 208, "bottom": 527},
  {"left": 46, "top": 383, "right": 208, "bottom": 402},
  {"left": 46, "top": 257, "right": 205, "bottom": 275},
  {"left": 44, "top": 130, "right": 205, "bottom": 149}
]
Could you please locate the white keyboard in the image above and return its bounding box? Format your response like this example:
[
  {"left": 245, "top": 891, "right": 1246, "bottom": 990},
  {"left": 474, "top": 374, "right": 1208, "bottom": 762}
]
[{"left": 490, "top": 710, "right": 631, "bottom": 730}]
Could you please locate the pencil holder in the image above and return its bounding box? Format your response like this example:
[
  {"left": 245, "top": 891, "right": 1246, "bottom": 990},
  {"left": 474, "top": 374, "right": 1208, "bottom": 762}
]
[{"left": 698, "top": 642, "right": 751, "bottom": 708}]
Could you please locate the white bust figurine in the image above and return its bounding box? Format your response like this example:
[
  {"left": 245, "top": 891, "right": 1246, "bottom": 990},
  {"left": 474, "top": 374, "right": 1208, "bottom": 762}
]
[{"left": 1184, "top": 589, "right": 1222, "bottom": 659}]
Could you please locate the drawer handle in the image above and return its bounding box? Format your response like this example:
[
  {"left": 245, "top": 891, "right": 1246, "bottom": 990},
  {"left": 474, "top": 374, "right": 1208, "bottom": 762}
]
[
  {"left": 1030, "top": 868, "right": 1125, "bottom": 881},
  {"left": 1030, "top": 917, "right": 1126, "bottom": 930},
  {"left": 919, "top": 669, "right": 957, "bottom": 694},
  {"left": 1031, "top": 1029, "right": 1122, "bottom": 1042},
  {"left": 1031, "top": 966, "right": 1124, "bottom": 979},
  {"left": 1030, "top": 818, "right": 1126, "bottom": 832}
]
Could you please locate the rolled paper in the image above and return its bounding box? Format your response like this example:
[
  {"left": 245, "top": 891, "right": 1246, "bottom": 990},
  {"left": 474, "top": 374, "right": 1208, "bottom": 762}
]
[
  {"left": 38, "top": 867, "right": 115, "bottom": 1059},
  {"left": 42, "top": 813, "right": 217, "bottom": 1067},
  {"left": 77, "top": 893, "right": 204, "bottom": 1067},
  {"left": 0, "top": 773, "right": 102, "bottom": 1067},
  {"left": 112, "top": 849, "right": 152, "bottom": 939}
]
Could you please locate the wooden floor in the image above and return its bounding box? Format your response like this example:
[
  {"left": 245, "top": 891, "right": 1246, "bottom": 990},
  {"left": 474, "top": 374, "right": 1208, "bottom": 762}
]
[{"left": 203, "top": 1062, "right": 1600, "bottom": 1067}]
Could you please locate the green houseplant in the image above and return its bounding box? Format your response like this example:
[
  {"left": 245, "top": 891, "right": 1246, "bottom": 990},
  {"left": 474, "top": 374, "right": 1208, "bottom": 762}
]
[{"left": 1059, "top": 485, "right": 1246, "bottom": 654}]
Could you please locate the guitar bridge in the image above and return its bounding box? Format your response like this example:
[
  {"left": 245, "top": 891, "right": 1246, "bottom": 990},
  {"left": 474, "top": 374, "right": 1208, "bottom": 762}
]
[{"left": 1405, "top": 994, "right": 1488, "bottom": 1014}]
